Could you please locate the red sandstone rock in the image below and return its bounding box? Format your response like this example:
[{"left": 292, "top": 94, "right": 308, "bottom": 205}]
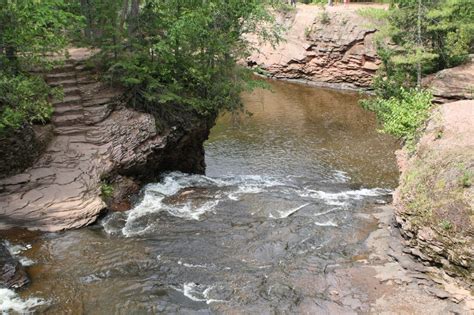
[
  {"left": 246, "top": 5, "right": 382, "bottom": 89},
  {"left": 0, "top": 51, "right": 213, "bottom": 232}
]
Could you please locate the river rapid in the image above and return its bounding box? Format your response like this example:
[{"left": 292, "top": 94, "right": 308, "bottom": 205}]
[{"left": 1, "top": 80, "right": 400, "bottom": 314}]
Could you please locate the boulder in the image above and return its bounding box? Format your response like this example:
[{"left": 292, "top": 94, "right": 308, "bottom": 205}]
[{"left": 0, "top": 243, "right": 29, "bottom": 289}]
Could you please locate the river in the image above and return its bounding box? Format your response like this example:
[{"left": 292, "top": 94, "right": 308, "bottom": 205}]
[{"left": 1, "top": 80, "right": 400, "bottom": 314}]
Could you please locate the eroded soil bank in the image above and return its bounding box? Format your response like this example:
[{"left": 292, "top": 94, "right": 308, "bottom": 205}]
[{"left": 395, "top": 100, "right": 474, "bottom": 289}]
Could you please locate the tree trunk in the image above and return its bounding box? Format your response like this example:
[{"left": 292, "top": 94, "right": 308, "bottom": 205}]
[
  {"left": 120, "top": 0, "right": 129, "bottom": 31},
  {"left": 80, "top": 0, "right": 93, "bottom": 42},
  {"left": 416, "top": 0, "right": 422, "bottom": 88},
  {"left": 128, "top": 0, "right": 141, "bottom": 40}
]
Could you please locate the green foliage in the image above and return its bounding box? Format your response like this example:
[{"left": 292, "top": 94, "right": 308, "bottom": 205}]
[
  {"left": 361, "top": 88, "right": 432, "bottom": 145},
  {"left": 458, "top": 166, "right": 473, "bottom": 188},
  {"left": 100, "top": 182, "right": 114, "bottom": 199},
  {"left": 359, "top": 0, "right": 472, "bottom": 146},
  {"left": 0, "top": 73, "right": 54, "bottom": 135},
  {"left": 85, "top": 0, "right": 281, "bottom": 115},
  {"left": 0, "top": 0, "right": 81, "bottom": 134},
  {"left": 319, "top": 6, "right": 330, "bottom": 25},
  {"left": 361, "top": 0, "right": 473, "bottom": 81},
  {"left": 438, "top": 219, "right": 453, "bottom": 230},
  {"left": 0, "top": 0, "right": 82, "bottom": 70}
]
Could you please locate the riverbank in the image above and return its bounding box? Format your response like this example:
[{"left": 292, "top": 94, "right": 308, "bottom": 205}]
[
  {"left": 394, "top": 100, "right": 474, "bottom": 288},
  {"left": 0, "top": 48, "right": 214, "bottom": 232},
  {"left": 328, "top": 205, "right": 473, "bottom": 313},
  {"left": 246, "top": 3, "right": 386, "bottom": 89}
]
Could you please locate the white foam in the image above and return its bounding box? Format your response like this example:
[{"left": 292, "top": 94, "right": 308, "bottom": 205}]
[
  {"left": 183, "top": 263, "right": 207, "bottom": 269},
  {"left": 18, "top": 257, "right": 35, "bottom": 267},
  {"left": 301, "top": 188, "right": 391, "bottom": 206},
  {"left": 3, "top": 241, "right": 35, "bottom": 267},
  {"left": 271, "top": 203, "right": 310, "bottom": 219},
  {"left": 0, "top": 288, "right": 46, "bottom": 314},
  {"left": 4, "top": 242, "right": 29, "bottom": 256},
  {"left": 173, "top": 283, "right": 226, "bottom": 304},
  {"left": 314, "top": 221, "right": 338, "bottom": 227},
  {"left": 118, "top": 172, "right": 289, "bottom": 236},
  {"left": 314, "top": 207, "right": 340, "bottom": 217},
  {"left": 332, "top": 170, "right": 351, "bottom": 183}
]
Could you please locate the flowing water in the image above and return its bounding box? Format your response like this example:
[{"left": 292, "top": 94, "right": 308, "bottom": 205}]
[{"left": 1, "top": 80, "right": 400, "bottom": 314}]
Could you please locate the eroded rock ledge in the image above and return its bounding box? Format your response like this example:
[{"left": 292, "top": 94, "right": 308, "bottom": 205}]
[
  {"left": 246, "top": 5, "right": 381, "bottom": 89},
  {"left": 394, "top": 100, "right": 474, "bottom": 287},
  {"left": 423, "top": 57, "right": 474, "bottom": 103},
  {"left": 0, "top": 50, "right": 214, "bottom": 232}
]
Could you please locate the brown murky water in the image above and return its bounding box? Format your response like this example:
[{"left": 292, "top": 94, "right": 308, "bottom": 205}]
[{"left": 1, "top": 80, "right": 400, "bottom": 314}]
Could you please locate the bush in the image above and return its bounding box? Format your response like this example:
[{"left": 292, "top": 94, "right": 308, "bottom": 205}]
[
  {"left": 361, "top": 88, "right": 432, "bottom": 146},
  {"left": 0, "top": 73, "right": 54, "bottom": 135}
]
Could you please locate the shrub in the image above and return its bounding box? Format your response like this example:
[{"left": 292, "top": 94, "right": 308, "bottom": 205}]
[
  {"left": 0, "top": 73, "right": 54, "bottom": 135},
  {"left": 361, "top": 88, "right": 432, "bottom": 146},
  {"left": 100, "top": 183, "right": 114, "bottom": 200}
]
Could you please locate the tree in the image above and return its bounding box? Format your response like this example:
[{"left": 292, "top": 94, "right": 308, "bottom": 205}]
[
  {"left": 0, "top": 0, "right": 80, "bottom": 134},
  {"left": 359, "top": 0, "right": 473, "bottom": 145},
  {"left": 91, "top": 0, "right": 281, "bottom": 115}
]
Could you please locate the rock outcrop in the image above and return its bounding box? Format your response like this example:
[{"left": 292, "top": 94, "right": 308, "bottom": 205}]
[
  {"left": 0, "top": 49, "right": 214, "bottom": 232},
  {"left": 0, "top": 243, "right": 29, "bottom": 289},
  {"left": 423, "top": 57, "right": 474, "bottom": 103},
  {"left": 0, "top": 125, "right": 53, "bottom": 179},
  {"left": 246, "top": 4, "right": 383, "bottom": 89},
  {"left": 394, "top": 100, "right": 474, "bottom": 285}
]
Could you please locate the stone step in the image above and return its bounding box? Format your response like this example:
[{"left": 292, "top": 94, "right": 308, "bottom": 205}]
[
  {"left": 54, "top": 105, "right": 83, "bottom": 116},
  {"left": 54, "top": 125, "right": 90, "bottom": 136},
  {"left": 49, "top": 62, "right": 76, "bottom": 74},
  {"left": 76, "top": 76, "right": 97, "bottom": 85},
  {"left": 46, "top": 72, "right": 76, "bottom": 83},
  {"left": 52, "top": 95, "right": 82, "bottom": 106},
  {"left": 49, "top": 79, "right": 78, "bottom": 88},
  {"left": 82, "top": 97, "right": 114, "bottom": 107},
  {"left": 62, "top": 86, "right": 81, "bottom": 96},
  {"left": 52, "top": 113, "right": 84, "bottom": 127}
]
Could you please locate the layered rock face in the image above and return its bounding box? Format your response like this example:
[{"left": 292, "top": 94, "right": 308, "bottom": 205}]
[
  {"left": 423, "top": 58, "right": 474, "bottom": 103},
  {"left": 394, "top": 100, "right": 474, "bottom": 285},
  {"left": 0, "top": 49, "right": 213, "bottom": 232},
  {"left": 247, "top": 5, "right": 381, "bottom": 89}
]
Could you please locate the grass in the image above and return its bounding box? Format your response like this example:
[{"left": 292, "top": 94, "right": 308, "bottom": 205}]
[
  {"left": 100, "top": 182, "right": 114, "bottom": 200},
  {"left": 399, "top": 151, "right": 473, "bottom": 236},
  {"left": 398, "top": 149, "right": 473, "bottom": 281}
]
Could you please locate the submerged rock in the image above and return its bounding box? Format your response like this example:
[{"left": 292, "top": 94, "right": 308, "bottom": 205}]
[{"left": 0, "top": 243, "right": 29, "bottom": 289}]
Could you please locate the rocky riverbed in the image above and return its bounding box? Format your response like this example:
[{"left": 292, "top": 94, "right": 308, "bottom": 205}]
[{"left": 1, "top": 79, "right": 472, "bottom": 314}]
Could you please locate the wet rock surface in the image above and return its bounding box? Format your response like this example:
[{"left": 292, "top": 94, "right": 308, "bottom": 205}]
[
  {"left": 0, "top": 243, "right": 29, "bottom": 289},
  {"left": 246, "top": 4, "right": 382, "bottom": 89},
  {"left": 0, "top": 49, "right": 213, "bottom": 232},
  {"left": 3, "top": 80, "right": 472, "bottom": 314}
]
